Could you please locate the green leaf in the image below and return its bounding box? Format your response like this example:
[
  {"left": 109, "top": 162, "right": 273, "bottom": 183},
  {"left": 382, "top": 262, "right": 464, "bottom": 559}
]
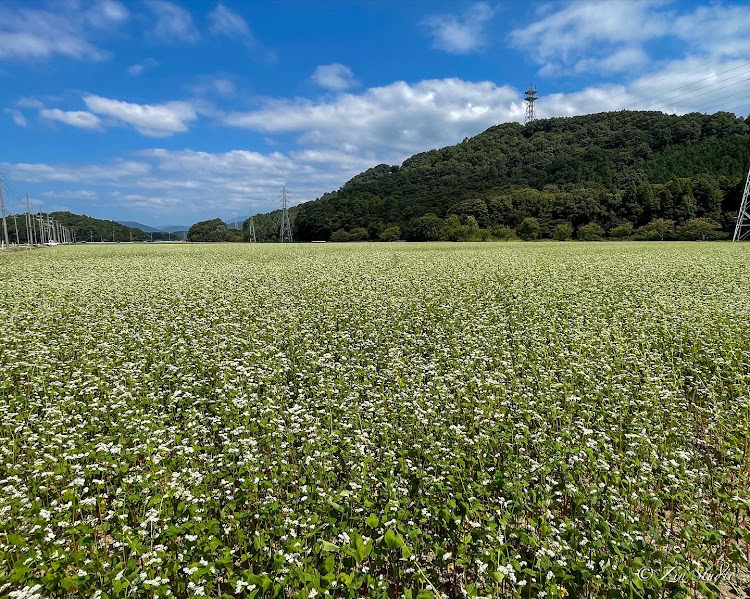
[
  {"left": 353, "top": 533, "right": 372, "bottom": 563},
  {"left": 365, "top": 514, "right": 380, "bottom": 528},
  {"left": 384, "top": 529, "right": 404, "bottom": 550},
  {"left": 320, "top": 540, "right": 339, "bottom": 552}
]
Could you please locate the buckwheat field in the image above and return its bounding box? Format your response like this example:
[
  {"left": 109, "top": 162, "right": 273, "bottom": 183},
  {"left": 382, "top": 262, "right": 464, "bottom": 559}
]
[{"left": 1, "top": 242, "right": 749, "bottom": 599}]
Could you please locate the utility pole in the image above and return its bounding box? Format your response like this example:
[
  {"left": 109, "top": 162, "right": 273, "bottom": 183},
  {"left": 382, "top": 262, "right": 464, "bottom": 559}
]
[
  {"left": 25, "top": 208, "right": 31, "bottom": 247},
  {"left": 0, "top": 175, "right": 9, "bottom": 250},
  {"left": 733, "top": 165, "right": 750, "bottom": 241},
  {"left": 13, "top": 213, "right": 19, "bottom": 245},
  {"left": 279, "top": 186, "right": 293, "bottom": 243},
  {"left": 26, "top": 195, "right": 35, "bottom": 246}
]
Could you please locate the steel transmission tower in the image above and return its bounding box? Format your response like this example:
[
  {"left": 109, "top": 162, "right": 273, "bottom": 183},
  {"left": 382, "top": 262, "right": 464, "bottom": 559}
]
[
  {"left": 733, "top": 166, "right": 750, "bottom": 241},
  {"left": 524, "top": 84, "right": 538, "bottom": 124},
  {"left": 247, "top": 213, "right": 257, "bottom": 242},
  {"left": 279, "top": 186, "right": 293, "bottom": 243}
]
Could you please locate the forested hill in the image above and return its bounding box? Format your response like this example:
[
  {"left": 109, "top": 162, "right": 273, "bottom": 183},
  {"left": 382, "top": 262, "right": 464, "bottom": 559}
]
[
  {"left": 6, "top": 211, "right": 164, "bottom": 243},
  {"left": 278, "top": 111, "right": 750, "bottom": 242}
]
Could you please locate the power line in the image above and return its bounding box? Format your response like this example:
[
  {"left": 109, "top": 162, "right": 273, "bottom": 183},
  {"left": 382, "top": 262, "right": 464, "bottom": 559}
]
[
  {"left": 619, "top": 61, "right": 750, "bottom": 111},
  {"left": 682, "top": 88, "right": 750, "bottom": 113},
  {"left": 587, "top": 51, "right": 750, "bottom": 110},
  {"left": 635, "top": 73, "right": 750, "bottom": 112}
]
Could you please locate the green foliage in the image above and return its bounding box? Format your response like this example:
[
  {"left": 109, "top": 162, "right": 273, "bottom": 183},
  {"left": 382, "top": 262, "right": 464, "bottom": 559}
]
[
  {"left": 676, "top": 218, "right": 723, "bottom": 240},
  {"left": 407, "top": 213, "right": 443, "bottom": 241},
  {"left": 492, "top": 225, "right": 518, "bottom": 241},
  {"left": 330, "top": 229, "right": 353, "bottom": 242},
  {"left": 187, "top": 218, "right": 239, "bottom": 242},
  {"left": 577, "top": 222, "right": 605, "bottom": 241},
  {"left": 277, "top": 111, "right": 750, "bottom": 241},
  {"left": 441, "top": 214, "right": 478, "bottom": 242},
  {"left": 552, "top": 223, "right": 573, "bottom": 241},
  {"left": 378, "top": 225, "right": 401, "bottom": 241},
  {"left": 636, "top": 218, "right": 675, "bottom": 241},
  {"left": 349, "top": 227, "right": 370, "bottom": 241},
  {"left": 3, "top": 211, "right": 148, "bottom": 244},
  {"left": 242, "top": 209, "right": 298, "bottom": 242},
  {"left": 518, "top": 217, "right": 541, "bottom": 240},
  {"left": 610, "top": 222, "right": 634, "bottom": 239}
]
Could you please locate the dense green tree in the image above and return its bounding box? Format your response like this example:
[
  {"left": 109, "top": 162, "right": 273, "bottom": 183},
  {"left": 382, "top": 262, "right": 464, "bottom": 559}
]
[
  {"left": 636, "top": 183, "right": 657, "bottom": 225},
  {"left": 330, "top": 229, "right": 353, "bottom": 242},
  {"left": 577, "top": 222, "right": 605, "bottom": 241},
  {"left": 518, "top": 217, "right": 541, "bottom": 241},
  {"left": 676, "top": 218, "right": 722, "bottom": 240},
  {"left": 379, "top": 226, "right": 401, "bottom": 241},
  {"left": 450, "top": 198, "right": 490, "bottom": 228},
  {"left": 637, "top": 218, "right": 675, "bottom": 241},
  {"left": 552, "top": 223, "right": 573, "bottom": 241},
  {"left": 349, "top": 227, "right": 370, "bottom": 241},
  {"left": 441, "top": 214, "right": 476, "bottom": 242},
  {"left": 620, "top": 183, "right": 643, "bottom": 224},
  {"left": 187, "top": 219, "right": 237, "bottom": 242},
  {"left": 492, "top": 226, "right": 518, "bottom": 240},
  {"left": 610, "top": 222, "right": 634, "bottom": 239},
  {"left": 407, "top": 213, "right": 443, "bottom": 241},
  {"left": 693, "top": 177, "right": 722, "bottom": 221}
]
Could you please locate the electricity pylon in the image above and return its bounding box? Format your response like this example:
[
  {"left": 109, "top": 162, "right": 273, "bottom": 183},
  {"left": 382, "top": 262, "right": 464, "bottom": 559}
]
[
  {"left": 247, "top": 213, "right": 257, "bottom": 243},
  {"left": 524, "top": 84, "right": 538, "bottom": 124},
  {"left": 733, "top": 165, "right": 750, "bottom": 241},
  {"left": 279, "top": 186, "right": 293, "bottom": 243}
]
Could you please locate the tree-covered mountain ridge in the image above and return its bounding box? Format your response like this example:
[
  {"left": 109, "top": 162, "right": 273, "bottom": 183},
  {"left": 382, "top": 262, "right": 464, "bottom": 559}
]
[{"left": 257, "top": 110, "right": 750, "bottom": 242}]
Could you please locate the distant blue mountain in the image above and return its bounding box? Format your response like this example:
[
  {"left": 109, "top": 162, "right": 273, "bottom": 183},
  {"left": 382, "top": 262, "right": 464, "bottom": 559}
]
[
  {"left": 118, "top": 221, "right": 192, "bottom": 233},
  {"left": 159, "top": 225, "right": 192, "bottom": 233},
  {"left": 118, "top": 221, "right": 161, "bottom": 233}
]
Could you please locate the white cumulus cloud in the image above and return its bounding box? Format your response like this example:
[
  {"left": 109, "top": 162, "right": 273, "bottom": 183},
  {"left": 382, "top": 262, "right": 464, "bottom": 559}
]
[
  {"left": 83, "top": 95, "right": 198, "bottom": 137},
  {"left": 423, "top": 2, "right": 495, "bottom": 54},
  {"left": 225, "top": 78, "right": 521, "bottom": 154},
  {"left": 40, "top": 108, "right": 101, "bottom": 130},
  {"left": 509, "top": 0, "right": 750, "bottom": 76},
  {"left": 208, "top": 3, "right": 253, "bottom": 41},
  {"left": 0, "top": 1, "right": 128, "bottom": 61},
  {"left": 146, "top": 0, "right": 199, "bottom": 43},
  {"left": 311, "top": 64, "right": 358, "bottom": 90}
]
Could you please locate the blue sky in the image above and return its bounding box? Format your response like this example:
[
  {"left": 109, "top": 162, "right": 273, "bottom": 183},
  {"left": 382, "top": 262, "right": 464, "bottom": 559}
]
[{"left": 1, "top": 0, "right": 749, "bottom": 226}]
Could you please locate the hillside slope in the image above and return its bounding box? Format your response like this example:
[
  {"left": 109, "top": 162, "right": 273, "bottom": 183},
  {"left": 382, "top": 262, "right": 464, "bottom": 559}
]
[
  {"left": 282, "top": 110, "right": 750, "bottom": 241},
  {"left": 8, "top": 212, "right": 149, "bottom": 244}
]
